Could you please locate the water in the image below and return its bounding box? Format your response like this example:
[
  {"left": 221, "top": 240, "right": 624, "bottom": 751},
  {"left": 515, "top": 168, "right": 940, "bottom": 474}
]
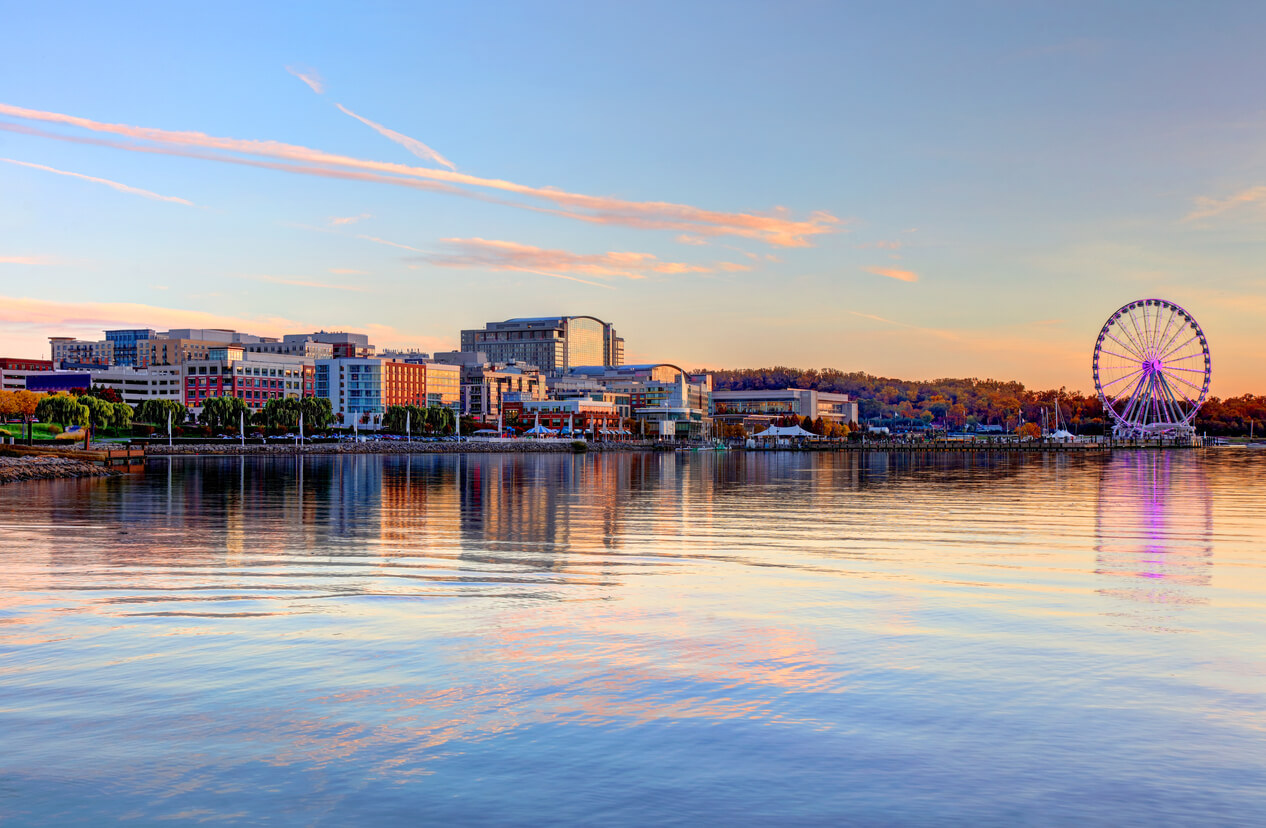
[{"left": 1, "top": 451, "right": 1264, "bottom": 825}]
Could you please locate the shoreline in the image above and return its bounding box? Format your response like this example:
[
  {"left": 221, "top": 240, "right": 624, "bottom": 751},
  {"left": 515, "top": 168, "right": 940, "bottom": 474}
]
[{"left": 0, "top": 455, "right": 120, "bottom": 485}]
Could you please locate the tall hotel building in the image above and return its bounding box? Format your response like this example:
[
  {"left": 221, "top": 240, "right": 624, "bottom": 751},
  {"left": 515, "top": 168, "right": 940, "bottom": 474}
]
[{"left": 459, "top": 316, "right": 623, "bottom": 376}]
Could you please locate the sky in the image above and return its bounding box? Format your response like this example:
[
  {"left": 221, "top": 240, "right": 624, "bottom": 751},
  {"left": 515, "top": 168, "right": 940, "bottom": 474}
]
[{"left": 1, "top": 1, "right": 1264, "bottom": 395}]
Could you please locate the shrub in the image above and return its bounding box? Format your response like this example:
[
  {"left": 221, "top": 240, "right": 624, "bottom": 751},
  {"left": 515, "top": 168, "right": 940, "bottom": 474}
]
[{"left": 571, "top": 440, "right": 588, "bottom": 452}]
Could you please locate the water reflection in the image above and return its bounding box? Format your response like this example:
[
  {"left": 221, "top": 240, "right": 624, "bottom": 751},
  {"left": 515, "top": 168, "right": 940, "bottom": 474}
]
[
  {"left": 1096, "top": 452, "right": 1214, "bottom": 627},
  {"left": 1, "top": 451, "right": 1263, "bottom": 825}
]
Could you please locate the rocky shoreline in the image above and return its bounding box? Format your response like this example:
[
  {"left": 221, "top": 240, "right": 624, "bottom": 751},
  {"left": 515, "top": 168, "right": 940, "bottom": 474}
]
[
  {"left": 0, "top": 456, "right": 120, "bottom": 485},
  {"left": 142, "top": 440, "right": 667, "bottom": 456}
]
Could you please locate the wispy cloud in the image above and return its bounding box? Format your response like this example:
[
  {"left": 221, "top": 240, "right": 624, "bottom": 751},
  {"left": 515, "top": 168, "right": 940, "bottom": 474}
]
[
  {"left": 235, "top": 274, "right": 368, "bottom": 292},
  {"left": 329, "top": 212, "right": 372, "bottom": 226},
  {"left": 864, "top": 266, "right": 919, "bottom": 282},
  {"left": 0, "top": 255, "right": 60, "bottom": 265},
  {"left": 335, "top": 103, "right": 456, "bottom": 171},
  {"left": 286, "top": 65, "right": 324, "bottom": 95},
  {"left": 356, "top": 234, "right": 425, "bottom": 253},
  {"left": 0, "top": 101, "right": 838, "bottom": 247},
  {"left": 1185, "top": 185, "right": 1266, "bottom": 221},
  {"left": 328, "top": 268, "right": 368, "bottom": 275},
  {"left": 848, "top": 310, "right": 911, "bottom": 327},
  {"left": 0, "top": 295, "right": 306, "bottom": 341},
  {"left": 677, "top": 234, "right": 708, "bottom": 246},
  {"left": 414, "top": 238, "right": 720, "bottom": 281},
  {"left": 1, "top": 157, "right": 194, "bottom": 205}
]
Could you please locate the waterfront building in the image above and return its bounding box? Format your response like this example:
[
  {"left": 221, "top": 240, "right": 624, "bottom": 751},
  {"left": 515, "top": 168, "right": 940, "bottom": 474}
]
[
  {"left": 23, "top": 372, "right": 93, "bottom": 395},
  {"left": 182, "top": 348, "right": 313, "bottom": 414},
  {"left": 377, "top": 349, "right": 431, "bottom": 364},
  {"left": 244, "top": 337, "right": 335, "bottom": 360},
  {"left": 432, "top": 352, "right": 546, "bottom": 421},
  {"left": 459, "top": 316, "right": 623, "bottom": 376},
  {"left": 0, "top": 357, "right": 56, "bottom": 392},
  {"left": 502, "top": 397, "right": 622, "bottom": 435},
  {"left": 383, "top": 360, "right": 461, "bottom": 410},
  {"left": 710, "top": 388, "right": 859, "bottom": 432},
  {"left": 300, "top": 331, "right": 374, "bottom": 359},
  {"left": 89, "top": 367, "right": 183, "bottom": 405},
  {"left": 48, "top": 337, "right": 114, "bottom": 367},
  {"left": 104, "top": 329, "right": 157, "bottom": 368},
  {"left": 313, "top": 358, "right": 376, "bottom": 428},
  {"left": 559, "top": 364, "right": 712, "bottom": 440}
]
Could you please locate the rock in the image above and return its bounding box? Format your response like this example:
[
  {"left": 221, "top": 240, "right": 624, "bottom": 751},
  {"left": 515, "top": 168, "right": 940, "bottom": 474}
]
[{"left": 0, "top": 456, "right": 119, "bottom": 485}]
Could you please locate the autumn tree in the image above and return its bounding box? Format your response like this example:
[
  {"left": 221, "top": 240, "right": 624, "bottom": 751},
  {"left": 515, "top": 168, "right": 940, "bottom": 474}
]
[{"left": 1017, "top": 422, "right": 1042, "bottom": 440}]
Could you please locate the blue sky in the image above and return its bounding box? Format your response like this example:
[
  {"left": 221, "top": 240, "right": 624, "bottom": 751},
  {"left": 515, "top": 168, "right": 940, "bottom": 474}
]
[{"left": 2, "top": 1, "right": 1264, "bottom": 392}]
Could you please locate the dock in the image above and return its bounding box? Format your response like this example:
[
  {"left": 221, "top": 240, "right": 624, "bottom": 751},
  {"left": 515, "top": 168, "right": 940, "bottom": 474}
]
[{"left": 0, "top": 445, "right": 148, "bottom": 468}]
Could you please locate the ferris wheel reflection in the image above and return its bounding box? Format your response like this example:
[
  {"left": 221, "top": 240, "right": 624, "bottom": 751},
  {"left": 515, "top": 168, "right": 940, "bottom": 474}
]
[{"left": 1094, "top": 452, "right": 1213, "bottom": 627}]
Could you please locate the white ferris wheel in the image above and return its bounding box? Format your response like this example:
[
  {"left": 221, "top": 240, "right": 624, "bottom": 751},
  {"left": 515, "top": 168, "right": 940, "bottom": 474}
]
[{"left": 1092, "top": 299, "right": 1211, "bottom": 438}]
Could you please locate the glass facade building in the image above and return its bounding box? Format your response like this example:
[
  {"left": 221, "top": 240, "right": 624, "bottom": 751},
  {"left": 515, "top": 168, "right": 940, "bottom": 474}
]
[{"left": 459, "top": 316, "right": 623, "bottom": 376}]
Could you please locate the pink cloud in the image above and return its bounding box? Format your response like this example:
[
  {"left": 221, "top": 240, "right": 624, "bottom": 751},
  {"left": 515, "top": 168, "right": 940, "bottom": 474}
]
[
  {"left": 0, "top": 255, "right": 60, "bottom": 265},
  {"left": 286, "top": 65, "right": 325, "bottom": 95},
  {"left": 1185, "top": 185, "right": 1266, "bottom": 221},
  {"left": 328, "top": 268, "right": 369, "bottom": 275},
  {"left": 677, "top": 234, "right": 709, "bottom": 245},
  {"left": 0, "top": 101, "right": 838, "bottom": 247},
  {"left": 235, "top": 274, "right": 369, "bottom": 292},
  {"left": 416, "top": 237, "right": 717, "bottom": 281},
  {"left": 329, "top": 212, "right": 372, "bottom": 226},
  {"left": 864, "top": 266, "right": 919, "bottom": 283},
  {"left": 335, "top": 103, "right": 456, "bottom": 171},
  {"left": 1, "top": 157, "right": 194, "bottom": 205}
]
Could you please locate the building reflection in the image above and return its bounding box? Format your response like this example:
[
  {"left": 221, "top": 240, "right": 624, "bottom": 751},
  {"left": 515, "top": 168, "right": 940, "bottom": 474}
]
[{"left": 1095, "top": 452, "right": 1213, "bottom": 626}]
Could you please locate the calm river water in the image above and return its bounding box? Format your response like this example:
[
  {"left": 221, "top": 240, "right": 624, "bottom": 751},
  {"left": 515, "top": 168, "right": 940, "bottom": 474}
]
[{"left": 1, "top": 451, "right": 1264, "bottom": 825}]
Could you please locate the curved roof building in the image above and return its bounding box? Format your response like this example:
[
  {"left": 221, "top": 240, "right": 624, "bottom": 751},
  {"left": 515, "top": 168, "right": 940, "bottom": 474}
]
[{"left": 460, "top": 316, "right": 624, "bottom": 375}]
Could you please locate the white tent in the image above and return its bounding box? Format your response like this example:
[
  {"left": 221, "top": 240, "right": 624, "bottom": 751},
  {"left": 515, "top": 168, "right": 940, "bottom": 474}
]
[
  {"left": 752, "top": 424, "right": 817, "bottom": 439},
  {"left": 1049, "top": 429, "right": 1076, "bottom": 441}
]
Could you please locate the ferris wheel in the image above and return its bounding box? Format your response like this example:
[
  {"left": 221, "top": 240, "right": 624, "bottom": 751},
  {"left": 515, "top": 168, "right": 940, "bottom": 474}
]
[{"left": 1092, "top": 299, "right": 1211, "bottom": 437}]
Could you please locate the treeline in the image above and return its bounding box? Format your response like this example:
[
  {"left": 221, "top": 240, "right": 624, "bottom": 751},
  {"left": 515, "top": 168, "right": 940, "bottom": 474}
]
[{"left": 708, "top": 367, "right": 1265, "bottom": 435}]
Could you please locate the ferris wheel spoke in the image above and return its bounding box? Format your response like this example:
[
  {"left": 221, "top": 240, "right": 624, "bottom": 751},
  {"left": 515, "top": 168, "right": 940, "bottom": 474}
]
[
  {"left": 1119, "top": 373, "right": 1151, "bottom": 425},
  {"left": 1159, "top": 374, "right": 1192, "bottom": 423},
  {"left": 1162, "top": 352, "right": 1206, "bottom": 363},
  {"left": 1155, "top": 306, "right": 1179, "bottom": 358},
  {"left": 1165, "top": 370, "right": 1204, "bottom": 396},
  {"left": 1159, "top": 333, "right": 1199, "bottom": 363},
  {"left": 1102, "top": 332, "right": 1146, "bottom": 361},
  {"left": 1157, "top": 375, "right": 1183, "bottom": 423},
  {"left": 1162, "top": 366, "right": 1209, "bottom": 375},
  {"left": 1100, "top": 366, "right": 1146, "bottom": 389},
  {"left": 1157, "top": 308, "right": 1194, "bottom": 356},
  {"left": 1155, "top": 307, "right": 1184, "bottom": 356},
  {"left": 1123, "top": 312, "right": 1153, "bottom": 359},
  {"left": 1098, "top": 348, "right": 1143, "bottom": 364}
]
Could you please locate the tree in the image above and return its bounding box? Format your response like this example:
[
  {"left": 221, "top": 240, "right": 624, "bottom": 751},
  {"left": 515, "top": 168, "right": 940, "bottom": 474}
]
[
  {"left": 83, "top": 385, "right": 123, "bottom": 404},
  {"left": 111, "top": 402, "right": 133, "bottom": 430},
  {"left": 80, "top": 395, "right": 118, "bottom": 430},
  {"left": 135, "top": 399, "right": 189, "bottom": 427},
  {"left": 300, "top": 396, "right": 334, "bottom": 431},
  {"left": 261, "top": 397, "right": 303, "bottom": 430},
  {"left": 200, "top": 396, "right": 250, "bottom": 431},
  {"left": 11, "top": 391, "right": 42, "bottom": 444},
  {"left": 382, "top": 404, "right": 426, "bottom": 434},
  {"left": 812, "top": 416, "right": 827, "bottom": 435},
  {"left": 36, "top": 394, "right": 89, "bottom": 431},
  {"left": 1018, "top": 422, "right": 1042, "bottom": 440}
]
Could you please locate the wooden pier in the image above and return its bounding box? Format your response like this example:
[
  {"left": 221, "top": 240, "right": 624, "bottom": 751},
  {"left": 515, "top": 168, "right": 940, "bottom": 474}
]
[{"left": 0, "top": 445, "right": 147, "bottom": 467}]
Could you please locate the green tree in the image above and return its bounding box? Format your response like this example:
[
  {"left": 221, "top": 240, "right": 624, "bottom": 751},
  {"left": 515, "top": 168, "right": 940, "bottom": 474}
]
[
  {"left": 300, "top": 396, "right": 334, "bottom": 431},
  {"left": 135, "top": 399, "right": 189, "bottom": 427},
  {"left": 36, "top": 394, "right": 89, "bottom": 430},
  {"left": 111, "top": 402, "right": 133, "bottom": 430},
  {"left": 80, "top": 395, "right": 115, "bottom": 430},
  {"left": 200, "top": 396, "right": 251, "bottom": 431},
  {"left": 382, "top": 404, "right": 426, "bottom": 434},
  {"left": 261, "top": 397, "right": 303, "bottom": 430}
]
